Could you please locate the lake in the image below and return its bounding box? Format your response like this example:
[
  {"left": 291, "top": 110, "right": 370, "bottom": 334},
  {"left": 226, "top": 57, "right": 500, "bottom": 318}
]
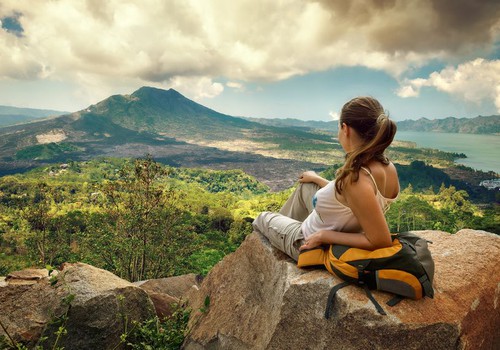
[{"left": 395, "top": 131, "right": 500, "bottom": 174}]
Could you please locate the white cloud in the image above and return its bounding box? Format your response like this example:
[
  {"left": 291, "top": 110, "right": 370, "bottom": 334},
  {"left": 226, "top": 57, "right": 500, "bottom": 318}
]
[
  {"left": 329, "top": 111, "right": 340, "bottom": 121},
  {"left": 167, "top": 76, "right": 224, "bottom": 100},
  {"left": 0, "top": 0, "right": 499, "bottom": 106},
  {"left": 397, "top": 58, "right": 500, "bottom": 112},
  {"left": 226, "top": 81, "right": 244, "bottom": 91}
]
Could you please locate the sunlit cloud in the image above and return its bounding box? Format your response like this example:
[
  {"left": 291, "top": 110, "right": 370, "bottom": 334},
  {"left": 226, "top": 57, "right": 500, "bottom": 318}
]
[
  {"left": 0, "top": 0, "right": 499, "bottom": 107},
  {"left": 226, "top": 81, "right": 245, "bottom": 91},
  {"left": 167, "top": 76, "right": 224, "bottom": 100},
  {"left": 329, "top": 111, "right": 340, "bottom": 121},
  {"left": 397, "top": 59, "right": 500, "bottom": 112}
]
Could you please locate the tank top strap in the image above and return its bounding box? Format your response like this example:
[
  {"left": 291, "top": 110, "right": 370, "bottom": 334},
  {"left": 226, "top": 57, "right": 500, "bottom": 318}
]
[{"left": 360, "top": 166, "right": 379, "bottom": 192}]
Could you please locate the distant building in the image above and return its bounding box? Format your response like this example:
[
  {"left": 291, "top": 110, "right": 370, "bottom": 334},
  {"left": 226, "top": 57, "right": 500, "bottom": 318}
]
[{"left": 479, "top": 179, "right": 500, "bottom": 190}]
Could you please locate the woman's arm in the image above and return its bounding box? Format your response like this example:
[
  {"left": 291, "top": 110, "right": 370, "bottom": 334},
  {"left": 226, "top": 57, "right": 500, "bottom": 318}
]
[
  {"left": 299, "top": 171, "right": 329, "bottom": 188},
  {"left": 300, "top": 174, "right": 393, "bottom": 250}
]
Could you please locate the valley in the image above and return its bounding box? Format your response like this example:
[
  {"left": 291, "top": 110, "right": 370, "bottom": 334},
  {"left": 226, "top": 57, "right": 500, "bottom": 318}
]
[{"left": 0, "top": 86, "right": 497, "bottom": 197}]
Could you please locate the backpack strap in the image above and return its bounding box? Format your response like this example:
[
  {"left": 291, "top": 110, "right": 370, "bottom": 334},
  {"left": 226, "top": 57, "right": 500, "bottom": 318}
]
[
  {"left": 325, "top": 281, "right": 350, "bottom": 319},
  {"left": 386, "top": 295, "right": 404, "bottom": 307},
  {"left": 324, "top": 282, "right": 387, "bottom": 319},
  {"left": 419, "top": 275, "right": 434, "bottom": 298},
  {"left": 361, "top": 284, "right": 387, "bottom": 315}
]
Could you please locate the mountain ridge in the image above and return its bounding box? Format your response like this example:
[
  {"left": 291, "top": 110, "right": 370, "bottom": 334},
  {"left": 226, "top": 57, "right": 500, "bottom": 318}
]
[
  {"left": 0, "top": 105, "right": 68, "bottom": 127},
  {"left": 245, "top": 115, "right": 500, "bottom": 135},
  {"left": 396, "top": 115, "right": 499, "bottom": 134}
]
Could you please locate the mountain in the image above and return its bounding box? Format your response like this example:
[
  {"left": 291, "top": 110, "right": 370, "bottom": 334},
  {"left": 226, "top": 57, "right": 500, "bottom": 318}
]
[
  {"left": 0, "top": 105, "right": 67, "bottom": 127},
  {"left": 396, "top": 115, "right": 500, "bottom": 134},
  {"left": 0, "top": 87, "right": 335, "bottom": 189},
  {"left": 87, "top": 87, "right": 261, "bottom": 141}
]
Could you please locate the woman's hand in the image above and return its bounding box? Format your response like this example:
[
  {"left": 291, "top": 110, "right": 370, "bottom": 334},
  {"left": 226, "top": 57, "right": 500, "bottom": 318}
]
[
  {"left": 299, "top": 231, "right": 323, "bottom": 251},
  {"left": 299, "top": 171, "right": 329, "bottom": 187}
]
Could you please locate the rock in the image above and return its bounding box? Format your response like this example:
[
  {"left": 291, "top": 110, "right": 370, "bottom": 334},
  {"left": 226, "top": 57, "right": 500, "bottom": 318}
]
[
  {"left": 5, "top": 268, "right": 49, "bottom": 285},
  {"left": 135, "top": 274, "right": 202, "bottom": 318},
  {"left": 136, "top": 273, "right": 202, "bottom": 300},
  {"left": 0, "top": 269, "right": 68, "bottom": 346},
  {"left": 183, "top": 229, "right": 500, "bottom": 350},
  {"left": 146, "top": 292, "right": 181, "bottom": 319},
  {"left": 0, "top": 262, "right": 155, "bottom": 349}
]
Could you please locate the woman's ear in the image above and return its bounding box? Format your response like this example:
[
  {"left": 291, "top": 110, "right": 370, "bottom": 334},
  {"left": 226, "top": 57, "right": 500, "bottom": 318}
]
[{"left": 342, "top": 123, "right": 350, "bottom": 137}]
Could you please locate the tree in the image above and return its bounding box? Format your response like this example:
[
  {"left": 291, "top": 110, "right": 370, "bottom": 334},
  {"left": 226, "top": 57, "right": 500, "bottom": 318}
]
[
  {"left": 82, "top": 157, "right": 198, "bottom": 281},
  {"left": 435, "top": 185, "right": 477, "bottom": 232},
  {"left": 21, "top": 183, "right": 53, "bottom": 265}
]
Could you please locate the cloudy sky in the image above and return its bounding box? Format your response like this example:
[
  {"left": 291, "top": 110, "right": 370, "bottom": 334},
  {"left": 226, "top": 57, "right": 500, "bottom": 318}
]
[{"left": 0, "top": 0, "right": 499, "bottom": 121}]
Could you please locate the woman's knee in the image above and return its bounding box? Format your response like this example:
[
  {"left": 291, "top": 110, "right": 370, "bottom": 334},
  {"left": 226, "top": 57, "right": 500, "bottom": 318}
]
[
  {"left": 298, "top": 182, "right": 321, "bottom": 194},
  {"left": 252, "top": 211, "right": 272, "bottom": 233}
]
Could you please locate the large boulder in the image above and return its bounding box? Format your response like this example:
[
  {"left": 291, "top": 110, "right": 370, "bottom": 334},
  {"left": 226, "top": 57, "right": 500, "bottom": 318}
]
[
  {"left": 183, "top": 229, "right": 500, "bottom": 350},
  {"left": 0, "top": 269, "right": 68, "bottom": 346},
  {"left": 0, "top": 262, "right": 155, "bottom": 349},
  {"left": 135, "top": 273, "right": 203, "bottom": 318}
]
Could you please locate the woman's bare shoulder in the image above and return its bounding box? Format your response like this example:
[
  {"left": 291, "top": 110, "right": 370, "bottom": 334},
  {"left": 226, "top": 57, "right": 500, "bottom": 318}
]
[{"left": 364, "top": 161, "right": 399, "bottom": 198}]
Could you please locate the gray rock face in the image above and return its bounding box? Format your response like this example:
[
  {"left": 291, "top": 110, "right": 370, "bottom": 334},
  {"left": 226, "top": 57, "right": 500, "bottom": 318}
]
[
  {"left": 0, "top": 262, "right": 155, "bottom": 349},
  {"left": 183, "top": 229, "right": 500, "bottom": 350}
]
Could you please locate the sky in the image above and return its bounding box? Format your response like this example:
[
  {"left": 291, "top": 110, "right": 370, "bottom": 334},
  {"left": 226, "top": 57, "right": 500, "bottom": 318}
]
[{"left": 0, "top": 0, "right": 499, "bottom": 122}]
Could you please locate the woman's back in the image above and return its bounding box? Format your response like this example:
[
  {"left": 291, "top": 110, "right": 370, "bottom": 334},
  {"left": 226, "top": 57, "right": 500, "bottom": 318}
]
[{"left": 336, "top": 160, "right": 399, "bottom": 208}]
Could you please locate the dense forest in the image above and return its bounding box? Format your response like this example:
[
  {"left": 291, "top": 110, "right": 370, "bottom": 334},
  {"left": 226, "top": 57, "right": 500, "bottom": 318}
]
[{"left": 0, "top": 157, "right": 497, "bottom": 279}]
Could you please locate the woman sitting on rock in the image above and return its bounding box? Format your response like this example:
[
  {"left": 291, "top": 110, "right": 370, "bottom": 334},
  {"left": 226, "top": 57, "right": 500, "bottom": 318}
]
[{"left": 253, "top": 96, "right": 399, "bottom": 260}]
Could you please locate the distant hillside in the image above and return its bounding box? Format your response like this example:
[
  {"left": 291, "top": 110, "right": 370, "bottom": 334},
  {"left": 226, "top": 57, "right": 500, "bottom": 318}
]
[
  {"left": 396, "top": 115, "right": 500, "bottom": 134},
  {"left": 244, "top": 117, "right": 337, "bottom": 133},
  {"left": 247, "top": 115, "right": 500, "bottom": 135},
  {"left": 0, "top": 105, "right": 67, "bottom": 127}
]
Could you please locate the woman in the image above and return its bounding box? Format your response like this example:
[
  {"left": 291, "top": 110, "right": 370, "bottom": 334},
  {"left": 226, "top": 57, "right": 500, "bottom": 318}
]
[{"left": 252, "top": 96, "right": 399, "bottom": 261}]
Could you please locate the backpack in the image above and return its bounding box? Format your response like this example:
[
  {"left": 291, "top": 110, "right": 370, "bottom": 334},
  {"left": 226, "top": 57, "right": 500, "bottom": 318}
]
[{"left": 297, "top": 231, "right": 435, "bottom": 319}]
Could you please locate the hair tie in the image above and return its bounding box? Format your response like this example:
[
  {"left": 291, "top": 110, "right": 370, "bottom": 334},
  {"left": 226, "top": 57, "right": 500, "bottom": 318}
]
[{"left": 377, "top": 113, "right": 388, "bottom": 124}]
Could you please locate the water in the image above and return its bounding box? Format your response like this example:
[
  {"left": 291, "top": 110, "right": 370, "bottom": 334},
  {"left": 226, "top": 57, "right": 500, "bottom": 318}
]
[{"left": 395, "top": 131, "right": 500, "bottom": 174}]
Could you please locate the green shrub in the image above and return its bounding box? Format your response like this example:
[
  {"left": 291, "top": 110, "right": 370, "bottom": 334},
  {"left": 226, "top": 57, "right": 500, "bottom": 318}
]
[{"left": 124, "top": 306, "right": 191, "bottom": 350}]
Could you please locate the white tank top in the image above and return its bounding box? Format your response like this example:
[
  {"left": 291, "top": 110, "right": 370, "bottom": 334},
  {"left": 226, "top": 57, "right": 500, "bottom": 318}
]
[{"left": 301, "top": 167, "right": 397, "bottom": 238}]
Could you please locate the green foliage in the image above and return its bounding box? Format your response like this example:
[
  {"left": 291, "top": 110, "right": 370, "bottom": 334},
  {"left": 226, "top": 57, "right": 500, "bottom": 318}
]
[
  {"left": 15, "top": 143, "right": 80, "bottom": 161},
  {"left": 385, "top": 184, "right": 485, "bottom": 233},
  {"left": 395, "top": 160, "right": 496, "bottom": 203},
  {"left": 81, "top": 157, "right": 199, "bottom": 281},
  {"left": 0, "top": 157, "right": 261, "bottom": 277},
  {"left": 167, "top": 167, "right": 269, "bottom": 195},
  {"left": 123, "top": 305, "right": 191, "bottom": 350},
  {"left": 188, "top": 249, "right": 226, "bottom": 276},
  {"left": 0, "top": 155, "right": 497, "bottom": 283},
  {"left": 396, "top": 161, "right": 451, "bottom": 191}
]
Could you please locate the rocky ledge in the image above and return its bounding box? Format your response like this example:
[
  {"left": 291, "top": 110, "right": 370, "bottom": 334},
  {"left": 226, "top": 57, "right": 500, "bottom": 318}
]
[
  {"left": 0, "top": 263, "right": 200, "bottom": 349},
  {"left": 184, "top": 229, "right": 500, "bottom": 350}
]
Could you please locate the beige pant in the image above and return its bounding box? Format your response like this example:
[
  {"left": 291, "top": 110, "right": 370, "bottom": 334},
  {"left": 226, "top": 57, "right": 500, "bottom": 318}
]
[{"left": 252, "top": 183, "right": 320, "bottom": 261}]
